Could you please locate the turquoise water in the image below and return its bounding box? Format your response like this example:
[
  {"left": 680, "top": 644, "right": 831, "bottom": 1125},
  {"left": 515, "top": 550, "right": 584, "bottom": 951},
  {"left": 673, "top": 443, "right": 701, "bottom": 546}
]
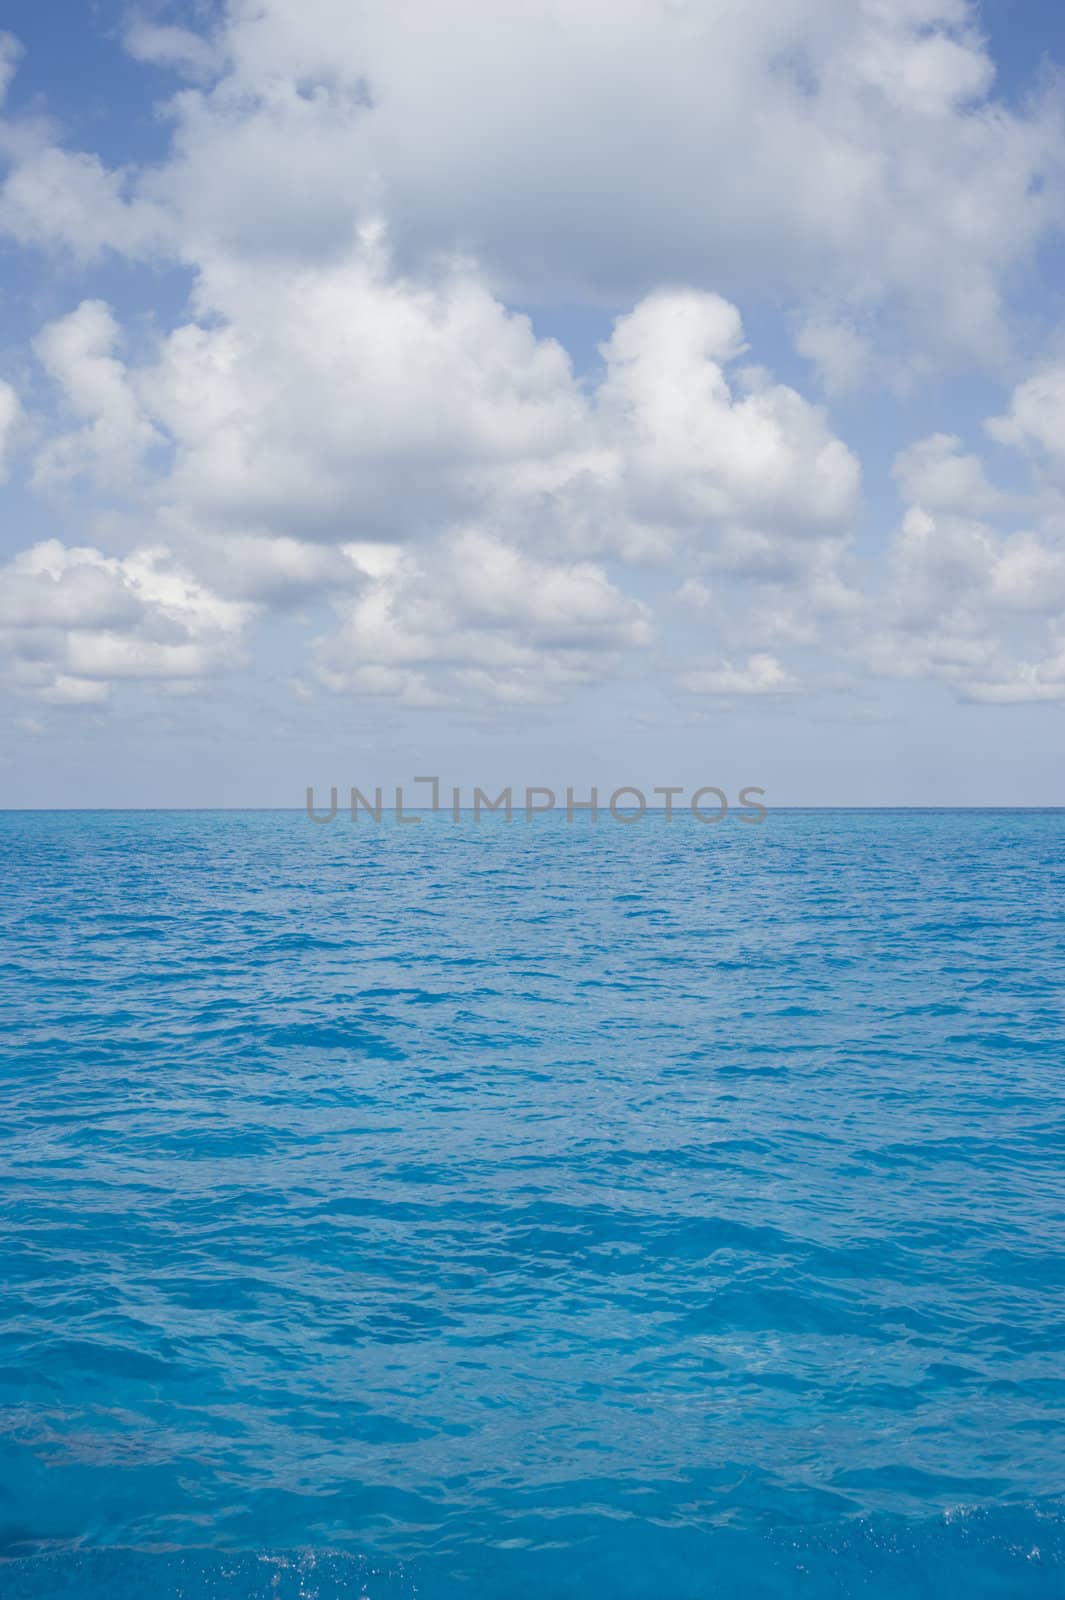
[{"left": 1, "top": 809, "right": 1063, "bottom": 1597}]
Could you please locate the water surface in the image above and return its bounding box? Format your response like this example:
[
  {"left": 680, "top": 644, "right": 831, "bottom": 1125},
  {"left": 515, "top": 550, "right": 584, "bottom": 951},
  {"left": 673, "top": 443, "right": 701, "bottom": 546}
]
[{"left": 1, "top": 810, "right": 1063, "bottom": 1596}]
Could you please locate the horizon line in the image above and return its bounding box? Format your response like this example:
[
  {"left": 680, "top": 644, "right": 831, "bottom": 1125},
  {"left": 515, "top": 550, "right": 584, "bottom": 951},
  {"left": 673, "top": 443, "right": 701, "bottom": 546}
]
[{"left": 2, "top": 806, "right": 1064, "bottom": 815}]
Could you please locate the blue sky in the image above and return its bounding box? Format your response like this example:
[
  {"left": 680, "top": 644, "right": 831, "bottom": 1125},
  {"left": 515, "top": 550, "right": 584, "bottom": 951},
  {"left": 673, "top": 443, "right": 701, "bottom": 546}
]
[{"left": 2, "top": 1, "right": 1065, "bottom": 805}]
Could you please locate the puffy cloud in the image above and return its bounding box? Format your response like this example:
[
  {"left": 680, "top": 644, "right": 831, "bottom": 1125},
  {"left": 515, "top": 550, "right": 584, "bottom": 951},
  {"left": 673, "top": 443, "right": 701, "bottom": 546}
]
[
  {"left": 13, "top": 237, "right": 862, "bottom": 710},
  {"left": 100, "top": 0, "right": 1062, "bottom": 370},
  {"left": 137, "top": 228, "right": 586, "bottom": 541},
  {"left": 38, "top": 674, "right": 110, "bottom": 707},
  {"left": 26, "top": 265, "right": 859, "bottom": 592},
  {"left": 892, "top": 505, "right": 1065, "bottom": 614},
  {"left": 892, "top": 432, "right": 1013, "bottom": 519},
  {"left": 597, "top": 292, "right": 860, "bottom": 571},
  {"left": 680, "top": 653, "right": 798, "bottom": 698},
  {"left": 0, "top": 33, "right": 164, "bottom": 260},
  {"left": 858, "top": 502, "right": 1065, "bottom": 702},
  {"left": 960, "top": 650, "right": 1065, "bottom": 705},
  {"left": 0, "top": 32, "right": 20, "bottom": 107},
  {"left": 33, "top": 301, "right": 163, "bottom": 491},
  {"left": 0, "top": 377, "right": 20, "bottom": 480},
  {"left": 796, "top": 318, "right": 873, "bottom": 396},
  {"left": 833, "top": 412, "right": 1065, "bottom": 705},
  {"left": 0, "top": 540, "right": 251, "bottom": 704},
  {"left": 0, "top": 130, "right": 168, "bottom": 264},
  {"left": 2, "top": 2, "right": 1063, "bottom": 731},
  {"left": 183, "top": 535, "right": 366, "bottom": 605},
  {"left": 123, "top": 22, "right": 224, "bottom": 83},
  {"left": 0, "top": 2, "right": 1055, "bottom": 367},
  {"left": 313, "top": 531, "right": 651, "bottom": 705},
  {"left": 986, "top": 364, "right": 1065, "bottom": 465}
]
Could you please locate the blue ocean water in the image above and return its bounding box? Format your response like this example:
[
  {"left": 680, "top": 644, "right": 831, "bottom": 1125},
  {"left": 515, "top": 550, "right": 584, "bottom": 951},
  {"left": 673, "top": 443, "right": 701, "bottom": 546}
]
[{"left": 1, "top": 808, "right": 1063, "bottom": 1599}]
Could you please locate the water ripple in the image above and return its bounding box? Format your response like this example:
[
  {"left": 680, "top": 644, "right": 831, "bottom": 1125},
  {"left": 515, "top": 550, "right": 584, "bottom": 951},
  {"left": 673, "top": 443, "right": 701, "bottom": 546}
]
[{"left": 1, "top": 809, "right": 1063, "bottom": 1596}]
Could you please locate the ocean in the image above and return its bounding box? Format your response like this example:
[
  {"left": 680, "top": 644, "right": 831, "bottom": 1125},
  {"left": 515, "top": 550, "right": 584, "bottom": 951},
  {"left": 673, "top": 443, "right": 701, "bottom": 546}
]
[{"left": 1, "top": 808, "right": 1062, "bottom": 1598}]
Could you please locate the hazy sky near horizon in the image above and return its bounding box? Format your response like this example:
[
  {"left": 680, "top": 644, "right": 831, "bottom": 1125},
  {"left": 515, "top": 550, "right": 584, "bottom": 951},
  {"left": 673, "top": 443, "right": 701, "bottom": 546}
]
[{"left": 2, "top": 1, "right": 1065, "bottom": 805}]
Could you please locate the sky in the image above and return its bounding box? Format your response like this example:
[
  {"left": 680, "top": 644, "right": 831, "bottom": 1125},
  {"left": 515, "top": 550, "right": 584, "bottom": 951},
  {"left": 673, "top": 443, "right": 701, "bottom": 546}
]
[{"left": 2, "top": 1, "right": 1065, "bottom": 807}]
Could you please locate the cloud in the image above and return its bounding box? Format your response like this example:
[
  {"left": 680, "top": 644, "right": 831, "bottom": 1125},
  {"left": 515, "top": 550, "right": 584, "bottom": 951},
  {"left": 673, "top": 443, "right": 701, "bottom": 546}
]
[
  {"left": 796, "top": 318, "right": 873, "bottom": 396},
  {"left": 960, "top": 655, "right": 1065, "bottom": 704},
  {"left": 0, "top": 540, "right": 251, "bottom": 704},
  {"left": 680, "top": 653, "right": 798, "bottom": 697},
  {"left": 857, "top": 501, "right": 1065, "bottom": 702},
  {"left": 22, "top": 258, "right": 860, "bottom": 623},
  {"left": 123, "top": 22, "right": 225, "bottom": 83},
  {"left": 89, "top": 0, "right": 1057, "bottom": 371},
  {"left": 0, "top": 131, "right": 168, "bottom": 263},
  {"left": 26, "top": 264, "right": 859, "bottom": 568},
  {"left": 986, "top": 364, "right": 1065, "bottom": 467},
  {"left": 12, "top": 227, "right": 863, "bottom": 712},
  {"left": 0, "top": 2, "right": 1055, "bottom": 369},
  {"left": 597, "top": 292, "right": 860, "bottom": 571},
  {"left": 183, "top": 535, "right": 367, "bottom": 605},
  {"left": 143, "top": 227, "right": 585, "bottom": 541},
  {"left": 313, "top": 531, "right": 651, "bottom": 705},
  {"left": 33, "top": 301, "right": 163, "bottom": 491},
  {"left": 38, "top": 674, "right": 110, "bottom": 706},
  {"left": 1, "top": 2, "right": 1063, "bottom": 737},
  {"left": 0, "top": 32, "right": 21, "bottom": 107},
  {"left": 0, "top": 377, "right": 20, "bottom": 480},
  {"left": 892, "top": 432, "right": 1014, "bottom": 519}
]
